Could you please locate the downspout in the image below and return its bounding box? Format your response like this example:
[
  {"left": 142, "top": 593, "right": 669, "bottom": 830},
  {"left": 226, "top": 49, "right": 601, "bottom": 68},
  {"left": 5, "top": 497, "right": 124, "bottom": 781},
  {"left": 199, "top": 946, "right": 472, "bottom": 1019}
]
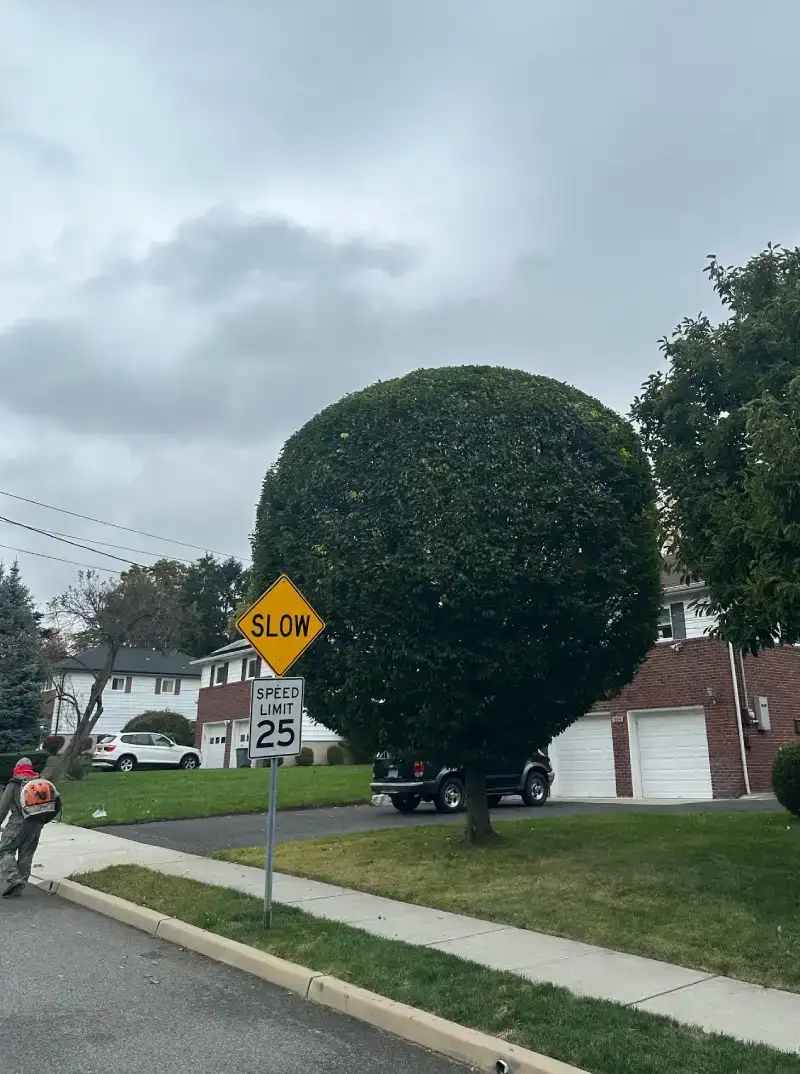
[{"left": 728, "top": 642, "right": 751, "bottom": 796}]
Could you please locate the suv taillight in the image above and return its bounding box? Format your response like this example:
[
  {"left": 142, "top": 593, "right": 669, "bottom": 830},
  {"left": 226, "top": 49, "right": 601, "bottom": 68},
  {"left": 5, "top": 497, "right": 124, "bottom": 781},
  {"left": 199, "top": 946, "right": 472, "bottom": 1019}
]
[
  {"left": 413, "top": 762, "right": 424, "bottom": 778},
  {"left": 104, "top": 744, "right": 116, "bottom": 752}
]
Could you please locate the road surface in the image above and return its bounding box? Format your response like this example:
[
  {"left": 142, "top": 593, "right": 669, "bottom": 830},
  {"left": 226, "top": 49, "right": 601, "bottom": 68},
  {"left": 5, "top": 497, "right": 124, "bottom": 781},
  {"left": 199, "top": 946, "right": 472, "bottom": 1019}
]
[
  {"left": 1, "top": 888, "right": 465, "bottom": 1074},
  {"left": 108, "top": 794, "right": 779, "bottom": 856}
]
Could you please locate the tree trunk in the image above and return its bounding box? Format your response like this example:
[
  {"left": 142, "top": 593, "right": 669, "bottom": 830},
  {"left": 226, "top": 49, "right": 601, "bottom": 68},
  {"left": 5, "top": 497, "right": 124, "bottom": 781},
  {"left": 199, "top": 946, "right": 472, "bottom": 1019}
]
[
  {"left": 463, "top": 763, "right": 497, "bottom": 846},
  {"left": 47, "top": 655, "right": 114, "bottom": 782}
]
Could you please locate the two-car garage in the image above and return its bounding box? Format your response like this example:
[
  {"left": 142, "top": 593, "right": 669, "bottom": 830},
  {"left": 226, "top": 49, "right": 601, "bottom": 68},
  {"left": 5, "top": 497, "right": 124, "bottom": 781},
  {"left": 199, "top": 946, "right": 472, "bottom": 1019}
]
[{"left": 549, "top": 707, "right": 713, "bottom": 801}]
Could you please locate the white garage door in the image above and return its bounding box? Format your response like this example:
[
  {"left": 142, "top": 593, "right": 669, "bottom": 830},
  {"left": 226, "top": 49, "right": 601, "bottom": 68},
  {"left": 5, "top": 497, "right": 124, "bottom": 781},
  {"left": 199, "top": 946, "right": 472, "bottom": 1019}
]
[
  {"left": 201, "top": 722, "right": 227, "bottom": 769},
  {"left": 632, "top": 708, "right": 712, "bottom": 799},
  {"left": 550, "top": 715, "right": 616, "bottom": 798},
  {"left": 230, "top": 720, "right": 250, "bottom": 768}
]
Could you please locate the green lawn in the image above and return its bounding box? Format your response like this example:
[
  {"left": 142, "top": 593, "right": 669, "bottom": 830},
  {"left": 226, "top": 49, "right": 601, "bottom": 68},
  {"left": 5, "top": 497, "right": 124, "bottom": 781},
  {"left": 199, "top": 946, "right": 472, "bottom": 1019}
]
[
  {"left": 221, "top": 810, "right": 800, "bottom": 992},
  {"left": 59, "top": 765, "right": 371, "bottom": 827},
  {"left": 74, "top": 865, "right": 798, "bottom": 1074}
]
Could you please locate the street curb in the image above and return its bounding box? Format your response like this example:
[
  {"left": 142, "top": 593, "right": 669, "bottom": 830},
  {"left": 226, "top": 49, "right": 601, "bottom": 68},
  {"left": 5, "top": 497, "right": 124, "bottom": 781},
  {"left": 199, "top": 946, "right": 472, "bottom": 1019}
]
[{"left": 38, "top": 875, "right": 590, "bottom": 1074}]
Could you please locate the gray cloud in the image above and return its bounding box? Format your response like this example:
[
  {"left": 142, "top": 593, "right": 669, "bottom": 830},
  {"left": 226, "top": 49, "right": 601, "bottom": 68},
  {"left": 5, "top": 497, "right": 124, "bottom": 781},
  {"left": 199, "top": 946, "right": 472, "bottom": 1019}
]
[{"left": 3, "top": 0, "right": 800, "bottom": 600}]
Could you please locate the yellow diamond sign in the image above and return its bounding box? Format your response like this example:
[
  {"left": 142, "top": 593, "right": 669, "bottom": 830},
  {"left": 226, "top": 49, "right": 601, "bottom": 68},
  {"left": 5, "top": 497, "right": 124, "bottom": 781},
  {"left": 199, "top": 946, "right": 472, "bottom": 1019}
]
[{"left": 236, "top": 575, "right": 325, "bottom": 676}]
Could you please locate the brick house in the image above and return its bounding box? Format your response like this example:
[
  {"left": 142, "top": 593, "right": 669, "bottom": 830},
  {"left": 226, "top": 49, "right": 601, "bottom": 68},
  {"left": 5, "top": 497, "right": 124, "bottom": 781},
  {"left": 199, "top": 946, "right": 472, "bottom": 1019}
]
[
  {"left": 192, "top": 639, "right": 342, "bottom": 768},
  {"left": 549, "top": 564, "right": 800, "bottom": 800}
]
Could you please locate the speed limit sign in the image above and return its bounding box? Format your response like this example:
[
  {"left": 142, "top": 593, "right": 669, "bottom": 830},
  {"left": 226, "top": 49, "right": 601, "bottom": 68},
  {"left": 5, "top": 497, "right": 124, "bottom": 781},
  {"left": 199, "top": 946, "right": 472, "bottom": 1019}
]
[{"left": 248, "top": 677, "right": 304, "bottom": 759}]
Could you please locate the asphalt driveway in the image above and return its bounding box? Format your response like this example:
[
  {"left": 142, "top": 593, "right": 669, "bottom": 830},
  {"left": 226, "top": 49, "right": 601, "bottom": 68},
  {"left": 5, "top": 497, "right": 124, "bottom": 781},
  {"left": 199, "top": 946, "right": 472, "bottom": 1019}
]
[{"left": 107, "top": 794, "right": 779, "bottom": 856}]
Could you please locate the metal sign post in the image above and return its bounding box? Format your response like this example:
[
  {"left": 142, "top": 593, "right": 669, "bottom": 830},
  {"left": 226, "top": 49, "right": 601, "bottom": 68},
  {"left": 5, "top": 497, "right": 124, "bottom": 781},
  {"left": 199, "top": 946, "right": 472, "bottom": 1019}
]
[
  {"left": 237, "top": 574, "right": 326, "bottom": 929},
  {"left": 247, "top": 675, "right": 305, "bottom": 928}
]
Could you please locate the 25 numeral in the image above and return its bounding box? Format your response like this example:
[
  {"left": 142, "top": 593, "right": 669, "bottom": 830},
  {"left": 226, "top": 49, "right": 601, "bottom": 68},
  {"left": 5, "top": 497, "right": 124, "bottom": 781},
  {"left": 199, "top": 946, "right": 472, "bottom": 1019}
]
[{"left": 256, "top": 718, "right": 296, "bottom": 750}]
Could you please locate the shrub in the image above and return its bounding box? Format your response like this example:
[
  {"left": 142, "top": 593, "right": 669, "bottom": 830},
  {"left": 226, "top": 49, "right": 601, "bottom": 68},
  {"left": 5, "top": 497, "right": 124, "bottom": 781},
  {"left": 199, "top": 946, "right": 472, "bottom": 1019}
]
[
  {"left": 326, "top": 744, "right": 345, "bottom": 766},
  {"left": 66, "top": 755, "right": 92, "bottom": 781},
  {"left": 0, "top": 751, "right": 48, "bottom": 786},
  {"left": 295, "top": 746, "right": 314, "bottom": 767},
  {"left": 123, "top": 710, "right": 194, "bottom": 746},
  {"left": 42, "top": 735, "right": 65, "bottom": 756},
  {"left": 773, "top": 741, "right": 800, "bottom": 817},
  {"left": 344, "top": 738, "right": 375, "bottom": 765}
]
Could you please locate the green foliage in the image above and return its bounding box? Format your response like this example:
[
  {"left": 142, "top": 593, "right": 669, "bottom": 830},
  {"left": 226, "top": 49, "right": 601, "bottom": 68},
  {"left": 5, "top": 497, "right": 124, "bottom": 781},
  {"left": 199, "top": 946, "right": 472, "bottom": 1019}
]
[
  {"left": 632, "top": 244, "right": 800, "bottom": 652},
  {"left": 66, "top": 754, "right": 92, "bottom": 780},
  {"left": 772, "top": 742, "right": 800, "bottom": 817},
  {"left": 0, "top": 563, "right": 46, "bottom": 751},
  {"left": 326, "top": 744, "right": 345, "bottom": 766},
  {"left": 295, "top": 746, "right": 315, "bottom": 767},
  {"left": 122, "top": 710, "right": 195, "bottom": 746},
  {"left": 130, "top": 555, "right": 250, "bottom": 657},
  {"left": 42, "top": 735, "right": 65, "bottom": 756},
  {"left": 251, "top": 366, "right": 660, "bottom": 769},
  {"left": 0, "top": 751, "right": 47, "bottom": 785}
]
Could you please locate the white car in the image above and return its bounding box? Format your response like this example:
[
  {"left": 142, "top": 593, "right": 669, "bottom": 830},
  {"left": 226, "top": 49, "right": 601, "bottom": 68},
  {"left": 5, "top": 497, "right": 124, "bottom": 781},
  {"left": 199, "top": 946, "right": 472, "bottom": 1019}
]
[{"left": 93, "top": 732, "right": 202, "bottom": 772}]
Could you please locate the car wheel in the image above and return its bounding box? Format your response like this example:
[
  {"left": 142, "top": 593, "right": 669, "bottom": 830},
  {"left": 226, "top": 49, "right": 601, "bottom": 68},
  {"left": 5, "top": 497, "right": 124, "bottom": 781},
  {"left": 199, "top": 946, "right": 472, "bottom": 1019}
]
[
  {"left": 434, "top": 776, "right": 465, "bottom": 813},
  {"left": 391, "top": 794, "right": 422, "bottom": 813},
  {"left": 115, "top": 755, "right": 137, "bottom": 773},
  {"left": 179, "top": 754, "right": 200, "bottom": 770},
  {"left": 487, "top": 794, "right": 502, "bottom": 808},
  {"left": 521, "top": 770, "right": 549, "bottom": 807}
]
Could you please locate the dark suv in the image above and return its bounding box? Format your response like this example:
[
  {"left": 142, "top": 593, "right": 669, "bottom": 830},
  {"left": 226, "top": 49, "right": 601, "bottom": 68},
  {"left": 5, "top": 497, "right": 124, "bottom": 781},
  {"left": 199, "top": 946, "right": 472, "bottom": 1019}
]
[{"left": 370, "top": 752, "right": 553, "bottom": 814}]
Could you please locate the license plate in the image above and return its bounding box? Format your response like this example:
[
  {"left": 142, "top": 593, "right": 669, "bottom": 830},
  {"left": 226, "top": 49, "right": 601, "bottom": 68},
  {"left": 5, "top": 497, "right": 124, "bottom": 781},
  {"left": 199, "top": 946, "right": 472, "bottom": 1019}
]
[{"left": 388, "top": 768, "right": 398, "bottom": 778}]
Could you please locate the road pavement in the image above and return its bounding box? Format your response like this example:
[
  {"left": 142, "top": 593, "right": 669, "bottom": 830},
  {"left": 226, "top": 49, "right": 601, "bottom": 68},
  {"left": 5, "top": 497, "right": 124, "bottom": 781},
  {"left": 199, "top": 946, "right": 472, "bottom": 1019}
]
[
  {"left": 108, "top": 794, "right": 779, "bottom": 856},
  {"left": 1, "top": 888, "right": 465, "bottom": 1074}
]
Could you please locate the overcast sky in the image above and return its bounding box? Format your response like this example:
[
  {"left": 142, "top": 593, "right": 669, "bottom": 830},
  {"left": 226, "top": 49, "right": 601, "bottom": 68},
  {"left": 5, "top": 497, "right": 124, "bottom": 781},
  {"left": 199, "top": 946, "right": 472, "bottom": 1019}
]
[{"left": 3, "top": 0, "right": 800, "bottom": 605}]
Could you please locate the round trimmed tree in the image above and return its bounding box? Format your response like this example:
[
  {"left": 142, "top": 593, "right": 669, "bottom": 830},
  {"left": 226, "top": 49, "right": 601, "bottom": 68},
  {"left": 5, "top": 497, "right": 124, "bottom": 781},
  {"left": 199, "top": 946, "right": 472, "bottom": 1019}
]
[{"left": 251, "top": 366, "right": 660, "bottom": 843}]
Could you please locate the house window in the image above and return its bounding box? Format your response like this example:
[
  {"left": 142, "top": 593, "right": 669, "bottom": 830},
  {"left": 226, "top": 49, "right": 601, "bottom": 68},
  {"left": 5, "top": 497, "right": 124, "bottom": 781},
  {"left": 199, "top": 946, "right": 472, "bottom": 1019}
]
[
  {"left": 111, "top": 677, "right": 126, "bottom": 691},
  {"left": 658, "top": 602, "right": 687, "bottom": 641},
  {"left": 246, "top": 658, "right": 259, "bottom": 680},
  {"left": 214, "top": 663, "right": 229, "bottom": 686},
  {"left": 161, "top": 679, "right": 175, "bottom": 694}
]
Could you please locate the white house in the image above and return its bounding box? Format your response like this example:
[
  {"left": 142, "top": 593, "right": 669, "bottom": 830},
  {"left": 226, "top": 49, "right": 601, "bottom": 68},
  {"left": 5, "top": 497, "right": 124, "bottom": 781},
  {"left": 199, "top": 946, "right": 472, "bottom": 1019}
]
[
  {"left": 192, "top": 637, "right": 342, "bottom": 767},
  {"left": 49, "top": 646, "right": 201, "bottom": 738}
]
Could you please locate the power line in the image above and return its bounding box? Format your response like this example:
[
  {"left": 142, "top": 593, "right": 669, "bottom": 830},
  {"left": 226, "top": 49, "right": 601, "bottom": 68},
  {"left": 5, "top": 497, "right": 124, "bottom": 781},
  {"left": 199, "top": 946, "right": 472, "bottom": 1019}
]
[
  {"left": 0, "top": 489, "right": 245, "bottom": 560},
  {"left": 0, "top": 542, "right": 119, "bottom": 574},
  {"left": 43, "top": 528, "right": 195, "bottom": 563},
  {"left": 0, "top": 516, "right": 147, "bottom": 568}
]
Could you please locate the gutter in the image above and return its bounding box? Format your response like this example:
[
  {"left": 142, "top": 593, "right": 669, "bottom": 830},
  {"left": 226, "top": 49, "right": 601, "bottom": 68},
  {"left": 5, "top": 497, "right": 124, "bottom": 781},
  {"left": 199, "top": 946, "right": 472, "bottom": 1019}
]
[{"left": 727, "top": 642, "right": 751, "bottom": 796}]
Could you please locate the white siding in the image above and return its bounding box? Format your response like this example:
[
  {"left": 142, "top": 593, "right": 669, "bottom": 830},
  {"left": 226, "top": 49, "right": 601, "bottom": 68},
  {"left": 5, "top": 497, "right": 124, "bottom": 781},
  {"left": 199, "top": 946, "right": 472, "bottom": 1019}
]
[
  {"left": 51, "top": 671, "right": 201, "bottom": 736},
  {"left": 200, "top": 665, "right": 213, "bottom": 688},
  {"left": 684, "top": 598, "right": 717, "bottom": 639}
]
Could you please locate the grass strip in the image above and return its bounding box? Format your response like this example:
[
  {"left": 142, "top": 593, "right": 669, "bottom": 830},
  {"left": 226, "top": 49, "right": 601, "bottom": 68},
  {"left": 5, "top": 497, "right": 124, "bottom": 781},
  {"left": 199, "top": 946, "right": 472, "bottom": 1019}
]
[
  {"left": 74, "top": 865, "right": 799, "bottom": 1074},
  {"left": 222, "top": 810, "right": 800, "bottom": 991}
]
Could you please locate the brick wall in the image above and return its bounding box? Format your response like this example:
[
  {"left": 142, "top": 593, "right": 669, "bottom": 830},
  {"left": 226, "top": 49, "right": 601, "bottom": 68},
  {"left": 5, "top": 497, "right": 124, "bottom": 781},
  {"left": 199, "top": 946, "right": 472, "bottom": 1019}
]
[
  {"left": 593, "top": 638, "right": 800, "bottom": 798},
  {"left": 195, "top": 681, "right": 251, "bottom": 768},
  {"left": 741, "top": 648, "right": 800, "bottom": 792}
]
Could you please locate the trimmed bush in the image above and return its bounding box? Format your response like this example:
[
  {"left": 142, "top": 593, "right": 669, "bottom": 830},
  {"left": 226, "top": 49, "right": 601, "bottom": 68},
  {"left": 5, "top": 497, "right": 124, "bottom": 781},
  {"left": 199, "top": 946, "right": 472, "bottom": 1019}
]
[
  {"left": 773, "top": 741, "right": 800, "bottom": 817},
  {"left": 295, "top": 746, "right": 314, "bottom": 767},
  {"left": 0, "top": 751, "right": 47, "bottom": 786},
  {"left": 42, "top": 735, "right": 65, "bottom": 756},
  {"left": 122, "top": 710, "right": 194, "bottom": 746},
  {"left": 326, "top": 744, "right": 345, "bottom": 766},
  {"left": 67, "top": 755, "right": 92, "bottom": 781}
]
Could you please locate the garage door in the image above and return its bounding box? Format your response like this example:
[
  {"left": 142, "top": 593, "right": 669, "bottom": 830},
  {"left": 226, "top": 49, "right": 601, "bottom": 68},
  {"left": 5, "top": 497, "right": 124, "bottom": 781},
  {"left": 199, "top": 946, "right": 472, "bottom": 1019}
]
[
  {"left": 549, "top": 715, "right": 616, "bottom": 798},
  {"left": 631, "top": 708, "right": 712, "bottom": 799},
  {"left": 201, "top": 722, "right": 227, "bottom": 769},
  {"left": 229, "top": 720, "right": 250, "bottom": 768}
]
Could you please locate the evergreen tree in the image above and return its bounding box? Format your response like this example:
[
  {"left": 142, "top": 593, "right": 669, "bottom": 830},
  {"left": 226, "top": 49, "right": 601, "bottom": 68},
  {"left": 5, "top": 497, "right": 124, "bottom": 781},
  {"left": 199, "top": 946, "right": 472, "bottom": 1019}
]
[{"left": 0, "top": 562, "right": 46, "bottom": 752}]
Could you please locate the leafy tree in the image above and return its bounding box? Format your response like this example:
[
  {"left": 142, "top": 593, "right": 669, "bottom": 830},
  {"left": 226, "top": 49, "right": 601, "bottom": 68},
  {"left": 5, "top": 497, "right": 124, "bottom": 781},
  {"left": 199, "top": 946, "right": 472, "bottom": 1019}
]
[
  {"left": 122, "top": 710, "right": 195, "bottom": 746},
  {"left": 632, "top": 244, "right": 800, "bottom": 652},
  {"left": 46, "top": 569, "right": 182, "bottom": 780},
  {"left": 251, "top": 366, "right": 660, "bottom": 843},
  {"left": 0, "top": 562, "right": 46, "bottom": 752},
  {"left": 127, "top": 555, "right": 250, "bottom": 657}
]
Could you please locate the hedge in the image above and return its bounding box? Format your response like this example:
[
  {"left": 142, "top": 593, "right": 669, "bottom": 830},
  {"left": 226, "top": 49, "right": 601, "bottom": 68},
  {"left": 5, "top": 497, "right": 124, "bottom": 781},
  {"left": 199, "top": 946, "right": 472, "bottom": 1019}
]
[{"left": 773, "top": 741, "right": 800, "bottom": 817}]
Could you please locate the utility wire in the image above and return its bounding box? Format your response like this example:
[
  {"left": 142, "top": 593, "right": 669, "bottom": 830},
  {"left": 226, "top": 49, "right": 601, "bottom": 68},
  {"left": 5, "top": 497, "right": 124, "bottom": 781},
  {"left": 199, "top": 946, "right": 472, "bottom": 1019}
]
[
  {"left": 0, "top": 489, "right": 245, "bottom": 560},
  {"left": 0, "top": 542, "right": 120, "bottom": 574},
  {"left": 42, "top": 528, "right": 195, "bottom": 563},
  {"left": 0, "top": 516, "right": 147, "bottom": 568}
]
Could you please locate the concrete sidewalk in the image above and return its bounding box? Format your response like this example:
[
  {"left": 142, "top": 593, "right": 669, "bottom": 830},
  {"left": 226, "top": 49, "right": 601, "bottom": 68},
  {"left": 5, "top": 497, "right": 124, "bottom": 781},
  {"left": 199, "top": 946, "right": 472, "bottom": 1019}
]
[{"left": 34, "top": 822, "right": 800, "bottom": 1055}]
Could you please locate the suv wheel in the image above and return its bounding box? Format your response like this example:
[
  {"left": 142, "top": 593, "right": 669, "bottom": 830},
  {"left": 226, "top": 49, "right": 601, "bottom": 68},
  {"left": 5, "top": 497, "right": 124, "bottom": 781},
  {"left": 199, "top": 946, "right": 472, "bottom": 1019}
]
[
  {"left": 391, "top": 794, "right": 422, "bottom": 813},
  {"left": 179, "top": 754, "right": 199, "bottom": 770},
  {"left": 435, "top": 776, "right": 465, "bottom": 814},
  {"left": 115, "top": 755, "right": 136, "bottom": 773},
  {"left": 522, "top": 769, "right": 549, "bottom": 807}
]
